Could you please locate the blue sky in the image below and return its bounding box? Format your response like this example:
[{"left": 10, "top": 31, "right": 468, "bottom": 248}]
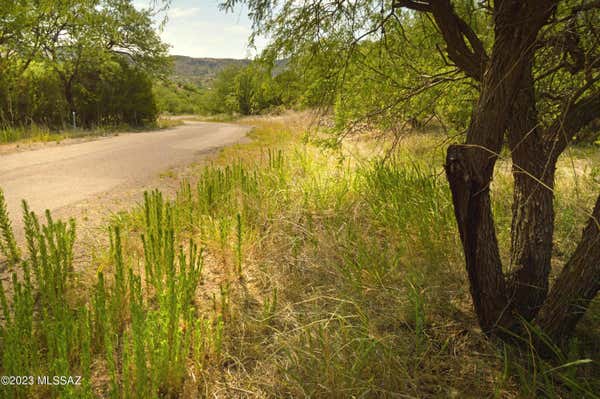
[{"left": 133, "top": 0, "right": 267, "bottom": 59}]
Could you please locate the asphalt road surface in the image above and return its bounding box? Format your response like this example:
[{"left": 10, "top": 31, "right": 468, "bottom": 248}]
[{"left": 0, "top": 121, "right": 250, "bottom": 228}]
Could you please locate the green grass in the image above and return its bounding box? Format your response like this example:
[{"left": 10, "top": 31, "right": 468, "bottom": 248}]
[
  {"left": 0, "top": 118, "right": 184, "bottom": 146},
  {"left": 0, "top": 113, "right": 598, "bottom": 397},
  {"left": 0, "top": 124, "right": 70, "bottom": 144}
]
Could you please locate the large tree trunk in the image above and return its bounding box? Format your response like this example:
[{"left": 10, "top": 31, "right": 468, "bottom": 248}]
[
  {"left": 536, "top": 196, "right": 600, "bottom": 343},
  {"left": 445, "top": 1, "right": 557, "bottom": 334},
  {"left": 505, "top": 65, "right": 558, "bottom": 320}
]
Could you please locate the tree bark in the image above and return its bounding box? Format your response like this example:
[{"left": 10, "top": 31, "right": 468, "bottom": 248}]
[
  {"left": 505, "top": 65, "right": 558, "bottom": 320},
  {"left": 536, "top": 195, "right": 600, "bottom": 343},
  {"left": 446, "top": 145, "right": 513, "bottom": 332}
]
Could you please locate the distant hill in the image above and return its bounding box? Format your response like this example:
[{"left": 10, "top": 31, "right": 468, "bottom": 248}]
[{"left": 171, "top": 55, "right": 250, "bottom": 87}]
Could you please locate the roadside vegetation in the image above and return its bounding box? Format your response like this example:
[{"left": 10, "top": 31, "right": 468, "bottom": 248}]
[
  {"left": 0, "top": 114, "right": 599, "bottom": 398},
  {"left": 0, "top": 118, "right": 183, "bottom": 147}
]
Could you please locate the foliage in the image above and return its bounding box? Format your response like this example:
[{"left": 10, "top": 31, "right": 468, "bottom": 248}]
[
  {"left": 0, "top": 192, "right": 219, "bottom": 398},
  {"left": 218, "top": 0, "right": 485, "bottom": 133},
  {"left": 153, "top": 80, "right": 206, "bottom": 115},
  {"left": 0, "top": 0, "right": 168, "bottom": 130},
  {"left": 218, "top": 0, "right": 600, "bottom": 137},
  {"left": 204, "top": 60, "right": 306, "bottom": 115}
]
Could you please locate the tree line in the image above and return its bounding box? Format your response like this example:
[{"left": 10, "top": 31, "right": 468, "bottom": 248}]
[
  {"left": 0, "top": 0, "right": 168, "bottom": 129},
  {"left": 157, "top": 58, "right": 324, "bottom": 117}
]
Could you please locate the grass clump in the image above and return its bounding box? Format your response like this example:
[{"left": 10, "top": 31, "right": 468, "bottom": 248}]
[{"left": 0, "top": 191, "right": 221, "bottom": 398}]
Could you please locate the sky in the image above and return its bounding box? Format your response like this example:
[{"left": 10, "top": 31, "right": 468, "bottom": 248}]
[{"left": 133, "top": 0, "right": 267, "bottom": 59}]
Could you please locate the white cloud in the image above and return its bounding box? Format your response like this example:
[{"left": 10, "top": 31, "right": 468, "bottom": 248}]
[
  {"left": 133, "top": 0, "right": 267, "bottom": 58},
  {"left": 168, "top": 7, "right": 201, "bottom": 19}
]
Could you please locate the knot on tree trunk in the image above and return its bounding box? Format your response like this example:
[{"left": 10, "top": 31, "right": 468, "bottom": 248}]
[{"left": 445, "top": 144, "right": 468, "bottom": 178}]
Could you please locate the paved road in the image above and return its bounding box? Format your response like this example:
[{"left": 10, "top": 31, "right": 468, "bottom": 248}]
[{"left": 0, "top": 121, "right": 250, "bottom": 227}]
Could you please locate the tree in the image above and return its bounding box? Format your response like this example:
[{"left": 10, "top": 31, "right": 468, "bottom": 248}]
[
  {"left": 75, "top": 58, "right": 158, "bottom": 126},
  {"left": 0, "top": 0, "right": 168, "bottom": 128},
  {"left": 41, "top": 0, "right": 168, "bottom": 119},
  {"left": 221, "top": 0, "right": 600, "bottom": 345},
  {"left": 205, "top": 61, "right": 294, "bottom": 115},
  {"left": 0, "top": 0, "right": 59, "bottom": 124}
]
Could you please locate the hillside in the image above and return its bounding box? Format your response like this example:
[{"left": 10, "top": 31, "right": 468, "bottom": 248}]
[{"left": 171, "top": 55, "right": 250, "bottom": 86}]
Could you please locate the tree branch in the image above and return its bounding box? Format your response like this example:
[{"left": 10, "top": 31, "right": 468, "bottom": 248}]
[
  {"left": 394, "top": 0, "right": 488, "bottom": 81},
  {"left": 546, "top": 87, "right": 600, "bottom": 153}
]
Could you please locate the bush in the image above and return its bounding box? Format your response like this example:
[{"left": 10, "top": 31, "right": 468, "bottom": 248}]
[{"left": 0, "top": 58, "right": 158, "bottom": 130}]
